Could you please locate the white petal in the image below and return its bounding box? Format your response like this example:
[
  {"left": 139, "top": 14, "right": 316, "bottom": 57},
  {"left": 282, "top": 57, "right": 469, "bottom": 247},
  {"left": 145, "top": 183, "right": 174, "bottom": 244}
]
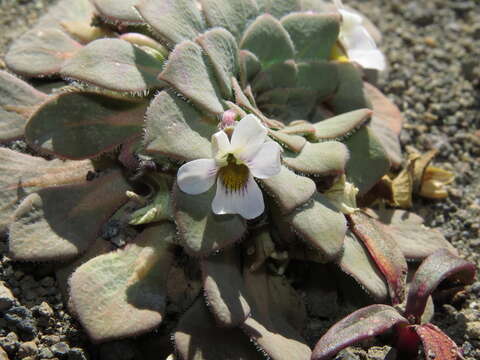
[
  {"left": 177, "top": 159, "right": 218, "bottom": 195},
  {"left": 211, "top": 130, "right": 231, "bottom": 160},
  {"left": 344, "top": 25, "right": 376, "bottom": 51},
  {"left": 230, "top": 115, "right": 267, "bottom": 161},
  {"left": 212, "top": 175, "right": 265, "bottom": 220},
  {"left": 248, "top": 141, "right": 282, "bottom": 179},
  {"left": 348, "top": 48, "right": 386, "bottom": 71}
]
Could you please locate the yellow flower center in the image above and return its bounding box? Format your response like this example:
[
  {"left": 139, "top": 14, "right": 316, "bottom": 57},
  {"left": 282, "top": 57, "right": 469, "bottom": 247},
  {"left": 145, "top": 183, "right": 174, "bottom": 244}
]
[
  {"left": 330, "top": 42, "right": 349, "bottom": 62},
  {"left": 218, "top": 154, "right": 249, "bottom": 192}
]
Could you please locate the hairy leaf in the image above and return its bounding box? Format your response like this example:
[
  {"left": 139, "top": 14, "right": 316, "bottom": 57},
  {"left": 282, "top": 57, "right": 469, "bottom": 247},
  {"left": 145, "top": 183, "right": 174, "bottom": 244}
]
[
  {"left": 175, "top": 298, "right": 262, "bottom": 360},
  {"left": 314, "top": 109, "right": 372, "bottom": 140},
  {"left": 0, "top": 71, "right": 47, "bottom": 142},
  {"left": 173, "top": 184, "right": 247, "bottom": 256},
  {"left": 242, "top": 266, "right": 311, "bottom": 360},
  {"left": 5, "top": 28, "right": 82, "bottom": 77},
  {"left": 413, "top": 324, "right": 461, "bottom": 360},
  {"left": 260, "top": 166, "right": 316, "bottom": 214},
  {"left": 160, "top": 40, "right": 224, "bottom": 114},
  {"left": 70, "top": 224, "right": 175, "bottom": 342},
  {"left": 344, "top": 126, "right": 390, "bottom": 195},
  {"left": 240, "top": 14, "right": 295, "bottom": 68},
  {"left": 25, "top": 91, "right": 147, "bottom": 160},
  {"left": 256, "top": 0, "right": 301, "bottom": 18},
  {"left": 61, "top": 39, "right": 165, "bottom": 92},
  {"left": 349, "top": 211, "right": 408, "bottom": 305},
  {"left": 312, "top": 305, "right": 408, "bottom": 360},
  {"left": 281, "top": 12, "right": 340, "bottom": 60},
  {"left": 239, "top": 50, "right": 261, "bottom": 86},
  {"left": 196, "top": 28, "right": 240, "bottom": 99},
  {"left": 388, "top": 223, "right": 457, "bottom": 261},
  {"left": 283, "top": 141, "right": 349, "bottom": 176},
  {"left": 9, "top": 170, "right": 130, "bottom": 261},
  {"left": 296, "top": 61, "right": 339, "bottom": 100},
  {"left": 92, "top": 0, "right": 142, "bottom": 23},
  {"left": 328, "top": 62, "right": 368, "bottom": 114},
  {"left": 405, "top": 249, "right": 476, "bottom": 323},
  {"left": 0, "top": 149, "right": 93, "bottom": 232},
  {"left": 143, "top": 91, "right": 216, "bottom": 161},
  {"left": 338, "top": 232, "right": 388, "bottom": 302},
  {"left": 202, "top": 248, "right": 251, "bottom": 327},
  {"left": 201, "top": 0, "right": 259, "bottom": 40},
  {"left": 289, "top": 193, "right": 347, "bottom": 262},
  {"left": 253, "top": 61, "right": 298, "bottom": 93},
  {"left": 136, "top": 0, "right": 205, "bottom": 45},
  {"left": 268, "top": 130, "right": 307, "bottom": 153}
]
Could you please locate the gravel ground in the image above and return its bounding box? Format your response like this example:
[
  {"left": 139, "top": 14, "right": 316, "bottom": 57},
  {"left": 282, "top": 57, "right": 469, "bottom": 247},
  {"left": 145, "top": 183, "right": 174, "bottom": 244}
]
[{"left": 0, "top": 0, "right": 479, "bottom": 359}]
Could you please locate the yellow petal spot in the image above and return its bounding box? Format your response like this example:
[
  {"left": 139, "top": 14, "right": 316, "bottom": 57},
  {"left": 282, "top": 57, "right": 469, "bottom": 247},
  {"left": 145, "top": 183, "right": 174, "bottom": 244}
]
[
  {"left": 330, "top": 42, "right": 349, "bottom": 62},
  {"left": 218, "top": 154, "right": 249, "bottom": 192}
]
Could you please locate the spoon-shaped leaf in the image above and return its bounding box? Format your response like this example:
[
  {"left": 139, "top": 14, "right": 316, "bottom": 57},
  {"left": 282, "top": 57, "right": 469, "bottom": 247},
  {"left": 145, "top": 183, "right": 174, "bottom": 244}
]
[
  {"left": 349, "top": 211, "right": 407, "bottom": 305},
  {"left": 312, "top": 304, "right": 408, "bottom": 360},
  {"left": 404, "top": 249, "right": 476, "bottom": 323},
  {"left": 0, "top": 71, "right": 47, "bottom": 142},
  {"left": 25, "top": 91, "right": 147, "bottom": 160},
  {"left": 69, "top": 224, "right": 175, "bottom": 342}
]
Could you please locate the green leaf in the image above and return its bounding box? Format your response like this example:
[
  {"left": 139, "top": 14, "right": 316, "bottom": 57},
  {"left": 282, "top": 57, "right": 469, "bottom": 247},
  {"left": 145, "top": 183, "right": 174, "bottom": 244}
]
[
  {"left": 253, "top": 61, "right": 298, "bottom": 93},
  {"left": 61, "top": 39, "right": 165, "bottom": 92},
  {"left": 135, "top": 0, "right": 205, "bottom": 45},
  {"left": 349, "top": 211, "right": 408, "bottom": 305},
  {"left": 281, "top": 13, "right": 340, "bottom": 60},
  {"left": 25, "top": 91, "right": 147, "bottom": 160},
  {"left": 173, "top": 184, "right": 247, "bottom": 256},
  {"left": 92, "top": 0, "right": 142, "bottom": 23},
  {"left": 0, "top": 71, "right": 47, "bottom": 142},
  {"left": 338, "top": 231, "right": 388, "bottom": 302},
  {"left": 314, "top": 109, "right": 372, "bottom": 140},
  {"left": 160, "top": 41, "right": 224, "bottom": 114},
  {"left": 200, "top": 0, "right": 259, "bottom": 40},
  {"left": 196, "top": 28, "right": 239, "bottom": 99},
  {"left": 202, "top": 248, "right": 251, "bottom": 327},
  {"left": 143, "top": 91, "right": 216, "bottom": 162},
  {"left": 70, "top": 224, "right": 175, "bottom": 342},
  {"left": 256, "top": 0, "right": 302, "bottom": 19},
  {"left": 288, "top": 193, "right": 347, "bottom": 262},
  {"left": 0, "top": 149, "right": 93, "bottom": 233},
  {"left": 283, "top": 141, "right": 349, "bottom": 176},
  {"left": 296, "top": 61, "right": 339, "bottom": 100},
  {"left": 268, "top": 130, "right": 306, "bottom": 153},
  {"left": 344, "top": 126, "right": 390, "bottom": 195},
  {"left": 242, "top": 266, "right": 311, "bottom": 360},
  {"left": 240, "top": 14, "right": 295, "bottom": 68},
  {"left": 5, "top": 29, "right": 82, "bottom": 78},
  {"left": 175, "top": 298, "right": 263, "bottom": 360},
  {"left": 259, "top": 88, "right": 317, "bottom": 122},
  {"left": 328, "top": 62, "right": 369, "bottom": 114},
  {"left": 9, "top": 170, "right": 130, "bottom": 261},
  {"left": 260, "top": 166, "right": 316, "bottom": 214},
  {"left": 312, "top": 305, "right": 408, "bottom": 360},
  {"left": 239, "top": 50, "right": 261, "bottom": 87}
]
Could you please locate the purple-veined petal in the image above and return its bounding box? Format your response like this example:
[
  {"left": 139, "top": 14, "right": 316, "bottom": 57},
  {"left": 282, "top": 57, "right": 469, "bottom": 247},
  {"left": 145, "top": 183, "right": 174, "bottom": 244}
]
[
  {"left": 248, "top": 141, "right": 282, "bottom": 179},
  {"left": 177, "top": 159, "right": 218, "bottom": 195},
  {"left": 212, "top": 175, "right": 264, "bottom": 220},
  {"left": 231, "top": 115, "right": 268, "bottom": 162}
]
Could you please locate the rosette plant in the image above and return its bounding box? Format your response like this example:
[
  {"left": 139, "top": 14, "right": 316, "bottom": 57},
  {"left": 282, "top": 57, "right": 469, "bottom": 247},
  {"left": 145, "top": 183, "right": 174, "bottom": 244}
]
[{"left": 0, "top": 0, "right": 474, "bottom": 359}]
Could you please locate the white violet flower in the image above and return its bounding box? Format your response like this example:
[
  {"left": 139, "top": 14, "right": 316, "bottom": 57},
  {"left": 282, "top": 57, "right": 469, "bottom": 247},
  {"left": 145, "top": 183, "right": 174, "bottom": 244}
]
[
  {"left": 177, "top": 114, "right": 282, "bottom": 220},
  {"left": 334, "top": 0, "right": 386, "bottom": 71}
]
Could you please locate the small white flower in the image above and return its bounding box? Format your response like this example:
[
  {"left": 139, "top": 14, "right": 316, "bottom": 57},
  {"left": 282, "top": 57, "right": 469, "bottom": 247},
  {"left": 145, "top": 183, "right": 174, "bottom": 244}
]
[
  {"left": 177, "top": 115, "right": 282, "bottom": 220},
  {"left": 334, "top": 0, "right": 386, "bottom": 71}
]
